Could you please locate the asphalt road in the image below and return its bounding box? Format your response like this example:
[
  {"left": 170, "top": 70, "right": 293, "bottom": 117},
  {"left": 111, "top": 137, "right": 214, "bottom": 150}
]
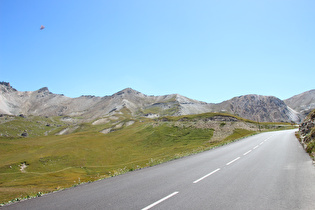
[{"left": 3, "top": 130, "right": 315, "bottom": 210}]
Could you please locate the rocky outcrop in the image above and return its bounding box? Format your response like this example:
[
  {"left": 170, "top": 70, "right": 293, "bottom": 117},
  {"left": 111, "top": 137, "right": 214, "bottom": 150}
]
[
  {"left": 0, "top": 82, "right": 17, "bottom": 92},
  {"left": 21, "top": 131, "right": 28, "bottom": 137},
  {"left": 299, "top": 109, "right": 315, "bottom": 158}
]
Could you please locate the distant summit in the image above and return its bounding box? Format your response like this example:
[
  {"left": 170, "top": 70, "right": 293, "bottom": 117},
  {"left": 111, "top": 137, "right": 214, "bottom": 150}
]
[
  {"left": 37, "top": 87, "right": 50, "bottom": 93},
  {"left": 114, "top": 88, "right": 144, "bottom": 96},
  {"left": 284, "top": 89, "right": 315, "bottom": 116},
  {"left": 0, "top": 82, "right": 313, "bottom": 123},
  {"left": 214, "top": 94, "right": 302, "bottom": 123}
]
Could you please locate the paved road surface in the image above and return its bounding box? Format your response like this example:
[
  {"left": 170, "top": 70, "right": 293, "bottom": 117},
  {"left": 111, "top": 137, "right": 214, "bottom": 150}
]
[{"left": 3, "top": 130, "right": 315, "bottom": 209}]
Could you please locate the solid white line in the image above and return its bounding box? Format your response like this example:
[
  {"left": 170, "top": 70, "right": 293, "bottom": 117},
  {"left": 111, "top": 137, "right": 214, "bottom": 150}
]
[
  {"left": 193, "top": 168, "right": 221, "bottom": 184},
  {"left": 253, "top": 145, "right": 259, "bottom": 150},
  {"left": 226, "top": 157, "right": 241, "bottom": 166},
  {"left": 141, "top": 191, "right": 179, "bottom": 210},
  {"left": 259, "top": 142, "right": 264, "bottom": 145},
  {"left": 243, "top": 150, "right": 252, "bottom": 156}
]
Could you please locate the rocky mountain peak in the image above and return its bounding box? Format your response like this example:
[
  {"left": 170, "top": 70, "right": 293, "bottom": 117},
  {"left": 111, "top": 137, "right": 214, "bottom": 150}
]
[
  {"left": 175, "top": 94, "right": 202, "bottom": 104},
  {"left": 232, "top": 94, "right": 285, "bottom": 106},
  {"left": 0, "top": 82, "right": 17, "bottom": 93},
  {"left": 37, "top": 87, "right": 50, "bottom": 93},
  {"left": 216, "top": 94, "right": 300, "bottom": 122},
  {"left": 284, "top": 89, "right": 315, "bottom": 116},
  {"left": 114, "top": 88, "right": 144, "bottom": 97}
]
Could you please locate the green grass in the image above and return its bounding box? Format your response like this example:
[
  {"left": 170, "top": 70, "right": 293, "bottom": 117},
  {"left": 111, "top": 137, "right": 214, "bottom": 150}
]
[
  {"left": 223, "top": 129, "right": 257, "bottom": 142},
  {"left": 0, "top": 112, "right": 295, "bottom": 204},
  {"left": 141, "top": 104, "right": 180, "bottom": 116},
  {"left": 0, "top": 116, "right": 68, "bottom": 137},
  {"left": 0, "top": 121, "right": 211, "bottom": 203},
  {"left": 139, "top": 124, "right": 213, "bottom": 149},
  {"left": 158, "top": 112, "right": 251, "bottom": 122}
]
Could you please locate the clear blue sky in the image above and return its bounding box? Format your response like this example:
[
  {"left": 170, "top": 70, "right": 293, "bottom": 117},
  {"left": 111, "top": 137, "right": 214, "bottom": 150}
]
[{"left": 1, "top": 0, "right": 314, "bottom": 103}]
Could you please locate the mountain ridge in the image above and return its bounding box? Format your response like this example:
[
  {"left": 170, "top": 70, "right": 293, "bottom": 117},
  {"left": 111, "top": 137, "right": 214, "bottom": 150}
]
[{"left": 0, "top": 82, "right": 314, "bottom": 123}]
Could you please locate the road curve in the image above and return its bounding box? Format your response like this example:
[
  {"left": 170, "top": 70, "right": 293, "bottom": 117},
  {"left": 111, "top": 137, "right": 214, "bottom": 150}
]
[{"left": 3, "top": 130, "right": 315, "bottom": 210}]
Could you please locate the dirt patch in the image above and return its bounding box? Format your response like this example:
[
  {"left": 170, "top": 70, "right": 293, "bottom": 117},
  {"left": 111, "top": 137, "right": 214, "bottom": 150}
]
[
  {"left": 92, "top": 118, "right": 110, "bottom": 125},
  {"left": 55, "top": 126, "right": 79, "bottom": 135}
]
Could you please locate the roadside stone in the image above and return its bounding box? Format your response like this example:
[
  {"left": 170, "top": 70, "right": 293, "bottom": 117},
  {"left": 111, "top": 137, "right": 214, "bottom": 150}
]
[{"left": 21, "top": 131, "right": 28, "bottom": 137}]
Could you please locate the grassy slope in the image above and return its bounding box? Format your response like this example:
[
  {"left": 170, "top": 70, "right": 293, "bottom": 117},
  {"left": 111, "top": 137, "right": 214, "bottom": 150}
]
[
  {"left": 0, "top": 113, "right": 294, "bottom": 204},
  {"left": 0, "top": 115, "right": 68, "bottom": 137}
]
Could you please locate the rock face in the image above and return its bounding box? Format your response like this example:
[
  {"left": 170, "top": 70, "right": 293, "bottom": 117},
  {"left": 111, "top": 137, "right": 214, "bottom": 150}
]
[
  {"left": 299, "top": 109, "right": 315, "bottom": 157},
  {"left": 0, "top": 82, "right": 312, "bottom": 123}
]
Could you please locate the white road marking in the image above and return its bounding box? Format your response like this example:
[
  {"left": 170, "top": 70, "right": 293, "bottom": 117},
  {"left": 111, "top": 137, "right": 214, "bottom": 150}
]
[
  {"left": 243, "top": 150, "right": 252, "bottom": 156},
  {"left": 226, "top": 157, "right": 241, "bottom": 166},
  {"left": 265, "top": 135, "right": 275, "bottom": 141},
  {"left": 141, "top": 191, "right": 179, "bottom": 210},
  {"left": 144, "top": 134, "right": 277, "bottom": 209},
  {"left": 193, "top": 168, "right": 221, "bottom": 184}
]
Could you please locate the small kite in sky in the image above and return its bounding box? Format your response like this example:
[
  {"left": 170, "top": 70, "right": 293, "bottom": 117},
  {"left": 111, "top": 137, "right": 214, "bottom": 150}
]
[{"left": 40, "top": 25, "right": 45, "bottom": 30}]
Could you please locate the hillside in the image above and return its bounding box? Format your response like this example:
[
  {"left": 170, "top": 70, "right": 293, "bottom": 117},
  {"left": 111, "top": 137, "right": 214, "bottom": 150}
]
[
  {"left": 0, "top": 112, "right": 294, "bottom": 204},
  {"left": 1, "top": 82, "right": 313, "bottom": 123}
]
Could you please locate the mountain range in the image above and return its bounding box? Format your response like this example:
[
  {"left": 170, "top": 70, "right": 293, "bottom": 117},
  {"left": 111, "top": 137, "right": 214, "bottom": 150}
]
[{"left": 0, "top": 82, "right": 314, "bottom": 123}]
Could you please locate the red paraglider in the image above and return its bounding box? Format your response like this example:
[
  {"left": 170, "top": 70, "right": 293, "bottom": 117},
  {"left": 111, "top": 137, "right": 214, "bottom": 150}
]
[{"left": 40, "top": 25, "right": 45, "bottom": 30}]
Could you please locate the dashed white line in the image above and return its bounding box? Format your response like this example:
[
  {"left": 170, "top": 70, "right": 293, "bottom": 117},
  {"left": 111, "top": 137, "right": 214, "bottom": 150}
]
[
  {"left": 141, "top": 191, "right": 179, "bottom": 210},
  {"left": 243, "top": 150, "right": 252, "bottom": 156},
  {"left": 265, "top": 135, "right": 275, "bottom": 141},
  {"left": 142, "top": 134, "right": 279, "bottom": 209},
  {"left": 226, "top": 157, "right": 240, "bottom": 166},
  {"left": 193, "top": 168, "right": 221, "bottom": 184}
]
